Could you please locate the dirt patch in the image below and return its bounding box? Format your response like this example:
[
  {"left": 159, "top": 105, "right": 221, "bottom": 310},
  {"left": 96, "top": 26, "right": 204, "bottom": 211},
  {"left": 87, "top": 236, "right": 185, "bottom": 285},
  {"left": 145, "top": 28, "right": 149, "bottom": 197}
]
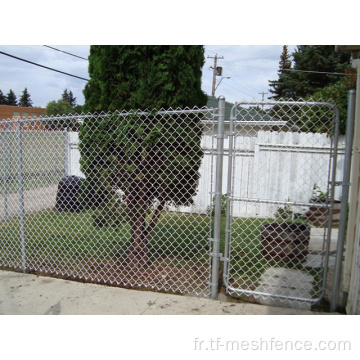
[{"left": 3, "top": 256, "right": 211, "bottom": 297}]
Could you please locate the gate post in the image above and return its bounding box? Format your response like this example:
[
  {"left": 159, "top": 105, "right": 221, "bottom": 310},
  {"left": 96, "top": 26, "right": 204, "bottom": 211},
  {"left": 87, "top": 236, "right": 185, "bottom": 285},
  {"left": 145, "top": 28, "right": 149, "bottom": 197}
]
[
  {"left": 210, "top": 96, "right": 225, "bottom": 300},
  {"left": 330, "top": 89, "right": 356, "bottom": 312}
]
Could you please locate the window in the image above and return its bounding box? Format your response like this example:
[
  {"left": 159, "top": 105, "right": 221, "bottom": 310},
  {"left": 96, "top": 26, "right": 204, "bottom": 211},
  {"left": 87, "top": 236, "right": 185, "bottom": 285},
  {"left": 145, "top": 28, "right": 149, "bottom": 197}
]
[
  {"left": 13, "top": 111, "right": 20, "bottom": 116},
  {"left": 22, "top": 112, "right": 28, "bottom": 117},
  {"left": 31, "top": 113, "right": 37, "bottom": 117}
]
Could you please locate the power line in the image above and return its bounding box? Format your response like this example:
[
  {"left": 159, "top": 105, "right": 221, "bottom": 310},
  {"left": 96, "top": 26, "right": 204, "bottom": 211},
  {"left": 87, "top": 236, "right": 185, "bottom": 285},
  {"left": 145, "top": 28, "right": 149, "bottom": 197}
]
[
  {"left": 220, "top": 60, "right": 262, "bottom": 94},
  {"left": 220, "top": 81, "right": 255, "bottom": 99},
  {"left": 280, "top": 68, "right": 347, "bottom": 76},
  {"left": 0, "top": 50, "right": 89, "bottom": 81},
  {"left": 43, "top": 45, "right": 88, "bottom": 60}
]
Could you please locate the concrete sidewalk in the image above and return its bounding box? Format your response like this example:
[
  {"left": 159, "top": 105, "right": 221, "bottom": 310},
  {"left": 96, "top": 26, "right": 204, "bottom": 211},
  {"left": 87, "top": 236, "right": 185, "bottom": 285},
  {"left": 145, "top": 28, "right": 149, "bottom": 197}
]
[{"left": 0, "top": 270, "right": 333, "bottom": 315}]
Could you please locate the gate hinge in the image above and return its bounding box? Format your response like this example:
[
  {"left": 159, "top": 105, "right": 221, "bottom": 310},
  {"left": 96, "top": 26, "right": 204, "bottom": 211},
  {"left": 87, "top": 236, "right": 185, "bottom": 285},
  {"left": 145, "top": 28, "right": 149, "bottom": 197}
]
[
  {"left": 334, "top": 181, "right": 351, "bottom": 187},
  {"left": 334, "top": 181, "right": 343, "bottom": 186},
  {"left": 213, "top": 134, "right": 227, "bottom": 139},
  {"left": 210, "top": 252, "right": 223, "bottom": 258}
]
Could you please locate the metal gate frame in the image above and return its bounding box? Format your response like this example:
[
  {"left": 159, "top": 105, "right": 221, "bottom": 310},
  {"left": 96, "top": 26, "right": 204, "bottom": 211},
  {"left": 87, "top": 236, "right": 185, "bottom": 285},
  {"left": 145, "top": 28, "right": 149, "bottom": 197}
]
[{"left": 212, "top": 98, "right": 342, "bottom": 305}]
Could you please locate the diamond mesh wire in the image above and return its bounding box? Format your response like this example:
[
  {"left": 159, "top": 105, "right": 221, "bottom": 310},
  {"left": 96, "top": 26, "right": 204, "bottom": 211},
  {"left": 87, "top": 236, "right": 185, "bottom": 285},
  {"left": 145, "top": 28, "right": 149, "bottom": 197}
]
[
  {"left": 0, "top": 108, "right": 216, "bottom": 297},
  {"left": 0, "top": 100, "right": 344, "bottom": 305},
  {"left": 224, "top": 100, "right": 342, "bottom": 305}
]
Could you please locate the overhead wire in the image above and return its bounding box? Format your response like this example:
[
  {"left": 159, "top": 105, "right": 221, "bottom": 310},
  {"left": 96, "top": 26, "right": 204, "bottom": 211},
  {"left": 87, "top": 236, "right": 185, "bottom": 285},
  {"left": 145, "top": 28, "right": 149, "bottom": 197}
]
[
  {"left": 280, "top": 68, "right": 347, "bottom": 76},
  {"left": 43, "top": 45, "right": 88, "bottom": 60},
  {"left": 0, "top": 50, "right": 89, "bottom": 81},
  {"left": 205, "top": 49, "right": 266, "bottom": 98},
  {"left": 203, "top": 55, "right": 258, "bottom": 99}
]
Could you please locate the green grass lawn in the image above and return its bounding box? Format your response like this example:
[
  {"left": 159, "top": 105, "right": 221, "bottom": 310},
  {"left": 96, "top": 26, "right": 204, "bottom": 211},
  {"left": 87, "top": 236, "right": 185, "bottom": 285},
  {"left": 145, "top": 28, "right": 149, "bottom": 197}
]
[
  {"left": 0, "top": 208, "right": 303, "bottom": 268},
  {"left": 0, "top": 208, "right": 318, "bottom": 297},
  {"left": 0, "top": 210, "right": 212, "bottom": 265}
]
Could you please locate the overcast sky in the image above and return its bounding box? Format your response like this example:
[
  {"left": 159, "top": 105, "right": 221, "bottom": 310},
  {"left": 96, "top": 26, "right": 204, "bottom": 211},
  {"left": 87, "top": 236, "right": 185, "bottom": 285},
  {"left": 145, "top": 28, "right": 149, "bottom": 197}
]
[{"left": 0, "top": 45, "right": 298, "bottom": 108}]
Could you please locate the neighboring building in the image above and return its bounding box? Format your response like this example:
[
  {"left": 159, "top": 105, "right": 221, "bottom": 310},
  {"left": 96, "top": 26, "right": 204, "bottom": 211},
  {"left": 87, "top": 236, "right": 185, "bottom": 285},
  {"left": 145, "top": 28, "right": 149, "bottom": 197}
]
[{"left": 0, "top": 105, "right": 46, "bottom": 131}]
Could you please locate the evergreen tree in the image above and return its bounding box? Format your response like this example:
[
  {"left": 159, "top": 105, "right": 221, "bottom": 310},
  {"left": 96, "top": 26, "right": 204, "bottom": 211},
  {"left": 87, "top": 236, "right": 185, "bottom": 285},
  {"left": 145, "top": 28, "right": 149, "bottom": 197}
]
[
  {"left": 6, "top": 89, "right": 17, "bottom": 106},
  {"left": 269, "top": 45, "right": 294, "bottom": 99},
  {"left": 0, "top": 89, "right": 6, "bottom": 105},
  {"left": 61, "top": 89, "right": 69, "bottom": 103},
  {"left": 269, "top": 45, "right": 351, "bottom": 99},
  {"left": 83, "top": 45, "right": 207, "bottom": 111},
  {"left": 18, "top": 87, "right": 33, "bottom": 107},
  {"left": 62, "top": 89, "right": 77, "bottom": 107},
  {"left": 81, "top": 45, "right": 207, "bottom": 264},
  {"left": 68, "top": 90, "right": 76, "bottom": 107}
]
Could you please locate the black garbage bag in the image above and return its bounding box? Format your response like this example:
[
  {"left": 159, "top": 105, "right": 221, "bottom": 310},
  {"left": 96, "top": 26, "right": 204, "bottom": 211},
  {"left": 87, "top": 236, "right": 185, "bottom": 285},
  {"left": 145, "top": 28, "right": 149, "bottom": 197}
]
[{"left": 55, "top": 176, "right": 84, "bottom": 212}]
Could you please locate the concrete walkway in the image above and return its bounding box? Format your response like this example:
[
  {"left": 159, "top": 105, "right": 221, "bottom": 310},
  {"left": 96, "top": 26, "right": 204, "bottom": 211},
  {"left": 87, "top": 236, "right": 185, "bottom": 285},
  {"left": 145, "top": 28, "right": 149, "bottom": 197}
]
[
  {"left": 0, "top": 185, "right": 57, "bottom": 218},
  {"left": 0, "top": 270, "right": 333, "bottom": 315}
]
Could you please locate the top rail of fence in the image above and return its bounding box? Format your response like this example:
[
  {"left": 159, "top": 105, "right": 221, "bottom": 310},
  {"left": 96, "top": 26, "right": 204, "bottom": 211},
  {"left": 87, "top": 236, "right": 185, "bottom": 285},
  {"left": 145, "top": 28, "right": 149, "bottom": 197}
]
[
  {"left": 230, "top": 99, "right": 339, "bottom": 122},
  {"left": 0, "top": 107, "right": 217, "bottom": 125}
]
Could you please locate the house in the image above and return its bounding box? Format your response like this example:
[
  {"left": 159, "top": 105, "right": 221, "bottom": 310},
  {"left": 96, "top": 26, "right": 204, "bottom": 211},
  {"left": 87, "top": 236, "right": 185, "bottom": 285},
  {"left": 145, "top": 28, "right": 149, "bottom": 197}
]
[{"left": 0, "top": 105, "right": 46, "bottom": 131}]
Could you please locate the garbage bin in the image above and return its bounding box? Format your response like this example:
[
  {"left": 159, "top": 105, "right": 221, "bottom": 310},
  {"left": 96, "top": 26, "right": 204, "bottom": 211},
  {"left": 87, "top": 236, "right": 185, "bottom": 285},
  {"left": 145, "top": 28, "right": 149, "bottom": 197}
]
[
  {"left": 261, "top": 222, "right": 310, "bottom": 263},
  {"left": 55, "top": 176, "right": 84, "bottom": 212}
]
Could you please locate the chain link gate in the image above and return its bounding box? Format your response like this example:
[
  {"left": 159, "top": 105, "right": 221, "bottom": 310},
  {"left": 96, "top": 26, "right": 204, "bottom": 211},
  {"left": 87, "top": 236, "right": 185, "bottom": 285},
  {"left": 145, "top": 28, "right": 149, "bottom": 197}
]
[
  {"left": 0, "top": 100, "right": 345, "bottom": 307},
  {"left": 221, "top": 99, "right": 342, "bottom": 307},
  {"left": 0, "top": 108, "right": 218, "bottom": 297}
]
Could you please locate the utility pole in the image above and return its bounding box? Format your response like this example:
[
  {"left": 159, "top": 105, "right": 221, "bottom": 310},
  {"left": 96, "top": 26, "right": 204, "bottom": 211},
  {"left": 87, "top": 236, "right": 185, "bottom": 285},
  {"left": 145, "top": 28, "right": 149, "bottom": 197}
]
[
  {"left": 208, "top": 54, "right": 224, "bottom": 97},
  {"left": 259, "top": 91, "right": 268, "bottom": 111}
]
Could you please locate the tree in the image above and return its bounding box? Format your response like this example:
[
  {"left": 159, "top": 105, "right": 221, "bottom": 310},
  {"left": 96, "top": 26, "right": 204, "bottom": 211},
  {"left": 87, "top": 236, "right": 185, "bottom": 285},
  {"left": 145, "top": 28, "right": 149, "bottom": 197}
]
[
  {"left": 61, "top": 89, "right": 69, "bottom": 103},
  {"left": 45, "top": 100, "right": 79, "bottom": 130},
  {"left": 269, "top": 45, "right": 351, "bottom": 99},
  {"left": 83, "top": 45, "right": 207, "bottom": 112},
  {"left": 0, "top": 89, "right": 6, "bottom": 105},
  {"left": 6, "top": 89, "right": 17, "bottom": 106},
  {"left": 18, "top": 88, "right": 33, "bottom": 107},
  {"left": 81, "top": 45, "right": 207, "bottom": 265},
  {"left": 269, "top": 45, "right": 293, "bottom": 99},
  {"left": 73, "top": 104, "right": 82, "bottom": 113},
  {"left": 46, "top": 99, "right": 74, "bottom": 116},
  {"left": 62, "top": 89, "right": 77, "bottom": 107},
  {"left": 268, "top": 45, "right": 354, "bottom": 135},
  {"left": 305, "top": 68, "right": 357, "bottom": 135}
]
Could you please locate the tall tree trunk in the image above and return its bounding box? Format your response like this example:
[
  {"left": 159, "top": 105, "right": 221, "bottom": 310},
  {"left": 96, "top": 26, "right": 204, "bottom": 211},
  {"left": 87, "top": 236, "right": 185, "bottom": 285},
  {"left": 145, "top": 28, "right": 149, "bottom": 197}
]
[
  {"left": 128, "top": 197, "right": 165, "bottom": 267},
  {"left": 127, "top": 179, "right": 148, "bottom": 267},
  {"left": 128, "top": 208, "right": 148, "bottom": 267}
]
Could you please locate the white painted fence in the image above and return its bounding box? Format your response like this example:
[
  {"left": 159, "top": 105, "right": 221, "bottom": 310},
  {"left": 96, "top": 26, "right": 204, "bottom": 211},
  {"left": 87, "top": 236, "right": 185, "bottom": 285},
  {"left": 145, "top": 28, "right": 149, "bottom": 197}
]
[{"left": 67, "top": 129, "right": 345, "bottom": 218}]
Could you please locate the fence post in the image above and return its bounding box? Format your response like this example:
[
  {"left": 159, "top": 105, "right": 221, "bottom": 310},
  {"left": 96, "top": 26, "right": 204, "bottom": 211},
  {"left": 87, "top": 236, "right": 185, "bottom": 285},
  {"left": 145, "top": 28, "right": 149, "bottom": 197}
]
[
  {"left": 330, "top": 89, "right": 356, "bottom": 312},
  {"left": 210, "top": 96, "right": 225, "bottom": 300},
  {"left": 2, "top": 130, "right": 8, "bottom": 221},
  {"left": 17, "top": 122, "right": 26, "bottom": 273},
  {"left": 223, "top": 102, "right": 236, "bottom": 288},
  {"left": 64, "top": 127, "right": 69, "bottom": 177}
]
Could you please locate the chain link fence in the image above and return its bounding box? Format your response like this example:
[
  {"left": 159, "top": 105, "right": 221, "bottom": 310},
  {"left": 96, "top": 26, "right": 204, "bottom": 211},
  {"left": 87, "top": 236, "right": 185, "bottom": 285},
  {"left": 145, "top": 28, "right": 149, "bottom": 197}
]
[
  {"left": 0, "top": 108, "right": 216, "bottom": 297},
  {"left": 0, "top": 99, "right": 346, "bottom": 307}
]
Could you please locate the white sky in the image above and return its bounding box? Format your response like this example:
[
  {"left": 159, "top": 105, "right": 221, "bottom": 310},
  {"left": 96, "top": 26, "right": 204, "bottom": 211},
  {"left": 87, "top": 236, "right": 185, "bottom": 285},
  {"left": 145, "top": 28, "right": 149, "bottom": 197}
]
[
  {"left": 0, "top": 2, "right": 354, "bottom": 109},
  {"left": 0, "top": 44, "right": 298, "bottom": 108}
]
